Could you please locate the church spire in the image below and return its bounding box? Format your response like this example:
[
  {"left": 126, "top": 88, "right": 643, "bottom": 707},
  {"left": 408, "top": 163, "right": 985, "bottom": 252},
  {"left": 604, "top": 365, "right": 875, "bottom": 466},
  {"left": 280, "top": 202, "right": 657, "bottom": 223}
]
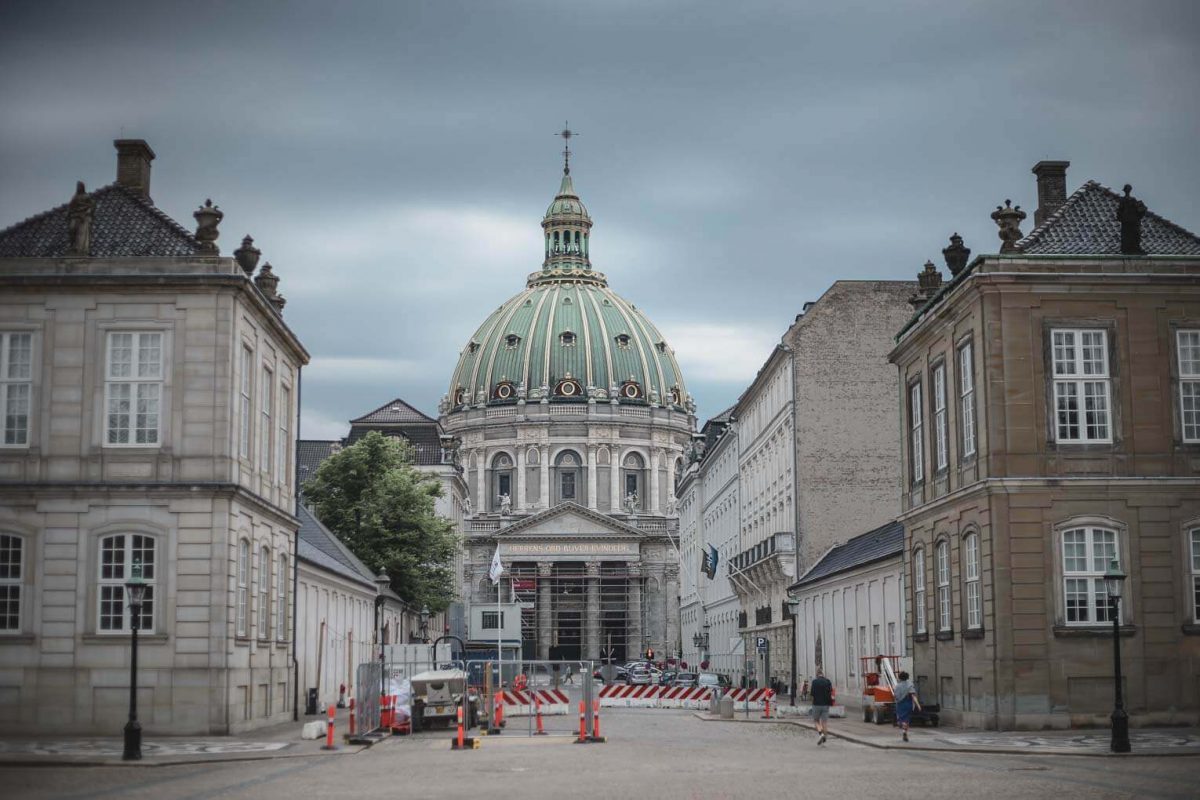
[{"left": 542, "top": 124, "right": 593, "bottom": 272}]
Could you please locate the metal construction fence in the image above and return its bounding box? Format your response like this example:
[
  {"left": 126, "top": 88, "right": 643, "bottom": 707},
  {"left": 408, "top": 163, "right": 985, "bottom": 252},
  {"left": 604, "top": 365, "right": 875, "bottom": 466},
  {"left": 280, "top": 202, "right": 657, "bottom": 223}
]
[{"left": 354, "top": 661, "right": 383, "bottom": 733}]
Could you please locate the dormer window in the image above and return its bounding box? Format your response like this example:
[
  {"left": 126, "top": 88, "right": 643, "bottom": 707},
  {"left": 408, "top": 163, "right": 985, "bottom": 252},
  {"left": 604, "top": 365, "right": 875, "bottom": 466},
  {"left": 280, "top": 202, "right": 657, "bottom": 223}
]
[
  {"left": 655, "top": 341, "right": 668, "bottom": 354},
  {"left": 467, "top": 341, "right": 480, "bottom": 355},
  {"left": 615, "top": 334, "right": 632, "bottom": 350},
  {"left": 505, "top": 334, "right": 521, "bottom": 349},
  {"left": 560, "top": 331, "right": 577, "bottom": 347}
]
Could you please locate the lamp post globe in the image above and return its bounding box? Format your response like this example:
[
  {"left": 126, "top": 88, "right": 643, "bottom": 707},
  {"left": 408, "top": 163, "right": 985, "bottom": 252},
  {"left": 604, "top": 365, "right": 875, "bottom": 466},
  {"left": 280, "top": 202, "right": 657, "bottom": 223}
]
[
  {"left": 122, "top": 558, "right": 148, "bottom": 761},
  {"left": 1104, "top": 558, "right": 1130, "bottom": 753}
]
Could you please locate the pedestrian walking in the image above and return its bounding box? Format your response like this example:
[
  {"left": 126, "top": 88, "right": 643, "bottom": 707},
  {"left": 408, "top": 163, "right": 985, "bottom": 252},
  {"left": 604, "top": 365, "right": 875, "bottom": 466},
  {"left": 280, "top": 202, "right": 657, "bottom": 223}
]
[
  {"left": 564, "top": 664, "right": 575, "bottom": 684},
  {"left": 893, "top": 671, "right": 920, "bottom": 742},
  {"left": 800, "top": 679, "right": 809, "bottom": 701},
  {"left": 809, "top": 668, "right": 833, "bottom": 745}
]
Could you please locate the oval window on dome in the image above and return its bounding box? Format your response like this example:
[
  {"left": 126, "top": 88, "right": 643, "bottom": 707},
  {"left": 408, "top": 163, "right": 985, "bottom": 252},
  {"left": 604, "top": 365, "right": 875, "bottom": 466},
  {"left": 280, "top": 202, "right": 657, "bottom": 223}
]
[
  {"left": 621, "top": 380, "right": 643, "bottom": 400},
  {"left": 560, "top": 331, "right": 577, "bottom": 347},
  {"left": 493, "top": 381, "right": 516, "bottom": 400},
  {"left": 555, "top": 377, "right": 583, "bottom": 397}
]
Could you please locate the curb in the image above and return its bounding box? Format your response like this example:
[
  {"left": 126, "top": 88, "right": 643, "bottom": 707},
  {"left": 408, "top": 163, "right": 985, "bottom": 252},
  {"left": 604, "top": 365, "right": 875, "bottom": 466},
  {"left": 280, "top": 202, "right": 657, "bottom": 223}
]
[
  {"left": 0, "top": 743, "right": 371, "bottom": 768},
  {"left": 691, "top": 713, "right": 1200, "bottom": 758}
]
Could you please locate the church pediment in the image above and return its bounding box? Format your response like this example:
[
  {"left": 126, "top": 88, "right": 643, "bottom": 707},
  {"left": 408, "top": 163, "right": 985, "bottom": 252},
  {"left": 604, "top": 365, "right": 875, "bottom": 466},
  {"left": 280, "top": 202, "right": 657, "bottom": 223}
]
[{"left": 493, "top": 502, "right": 645, "bottom": 540}]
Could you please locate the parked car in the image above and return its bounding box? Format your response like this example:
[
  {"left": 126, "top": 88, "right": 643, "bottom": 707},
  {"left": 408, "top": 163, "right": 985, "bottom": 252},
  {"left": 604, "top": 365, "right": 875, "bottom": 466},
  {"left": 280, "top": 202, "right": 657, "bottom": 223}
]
[
  {"left": 627, "top": 667, "right": 652, "bottom": 685},
  {"left": 697, "top": 672, "right": 731, "bottom": 692},
  {"left": 672, "top": 672, "right": 698, "bottom": 687}
]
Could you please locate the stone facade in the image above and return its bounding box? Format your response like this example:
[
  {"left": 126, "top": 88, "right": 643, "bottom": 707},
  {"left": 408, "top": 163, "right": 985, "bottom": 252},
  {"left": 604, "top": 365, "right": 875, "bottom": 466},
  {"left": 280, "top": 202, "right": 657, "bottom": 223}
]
[
  {"left": 0, "top": 141, "right": 309, "bottom": 734},
  {"left": 890, "top": 166, "right": 1200, "bottom": 728}
]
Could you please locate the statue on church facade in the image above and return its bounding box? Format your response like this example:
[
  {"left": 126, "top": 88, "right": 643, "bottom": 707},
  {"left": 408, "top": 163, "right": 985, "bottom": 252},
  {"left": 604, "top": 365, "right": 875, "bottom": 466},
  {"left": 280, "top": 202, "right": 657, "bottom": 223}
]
[
  {"left": 1117, "top": 184, "right": 1147, "bottom": 255},
  {"left": 66, "top": 181, "right": 94, "bottom": 256},
  {"left": 499, "top": 493, "right": 512, "bottom": 516}
]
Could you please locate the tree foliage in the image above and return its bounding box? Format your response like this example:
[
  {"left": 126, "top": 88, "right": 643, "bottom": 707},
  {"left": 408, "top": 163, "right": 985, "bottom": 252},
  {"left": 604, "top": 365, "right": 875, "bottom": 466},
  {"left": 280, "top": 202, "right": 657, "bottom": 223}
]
[{"left": 302, "top": 432, "right": 458, "bottom": 612}]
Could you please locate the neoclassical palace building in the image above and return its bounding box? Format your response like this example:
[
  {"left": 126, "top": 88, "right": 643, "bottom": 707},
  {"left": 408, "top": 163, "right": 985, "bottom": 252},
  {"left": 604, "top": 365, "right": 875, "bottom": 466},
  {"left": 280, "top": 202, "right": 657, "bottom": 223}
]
[{"left": 439, "top": 148, "right": 696, "bottom": 663}]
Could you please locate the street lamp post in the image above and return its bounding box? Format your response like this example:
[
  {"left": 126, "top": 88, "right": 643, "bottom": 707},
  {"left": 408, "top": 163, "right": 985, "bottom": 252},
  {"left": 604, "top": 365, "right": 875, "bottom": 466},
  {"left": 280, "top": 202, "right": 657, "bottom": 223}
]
[
  {"left": 1104, "top": 558, "right": 1130, "bottom": 753},
  {"left": 419, "top": 605, "right": 431, "bottom": 643},
  {"left": 374, "top": 571, "right": 390, "bottom": 716},
  {"left": 122, "top": 557, "right": 148, "bottom": 761},
  {"left": 786, "top": 595, "right": 800, "bottom": 704}
]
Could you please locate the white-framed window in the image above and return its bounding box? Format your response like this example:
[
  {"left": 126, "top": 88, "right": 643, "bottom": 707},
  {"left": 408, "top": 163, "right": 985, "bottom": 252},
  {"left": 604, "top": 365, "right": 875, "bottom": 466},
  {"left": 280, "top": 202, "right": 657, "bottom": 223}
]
[
  {"left": 0, "top": 534, "right": 23, "bottom": 632},
  {"left": 105, "top": 332, "right": 162, "bottom": 446},
  {"left": 1051, "top": 329, "right": 1112, "bottom": 443},
  {"left": 913, "top": 548, "right": 927, "bottom": 634},
  {"left": 847, "top": 627, "right": 855, "bottom": 675},
  {"left": 936, "top": 540, "right": 951, "bottom": 632},
  {"left": 1190, "top": 528, "right": 1200, "bottom": 624},
  {"left": 933, "top": 363, "right": 948, "bottom": 472},
  {"left": 97, "top": 534, "right": 156, "bottom": 633},
  {"left": 236, "top": 538, "right": 250, "bottom": 637},
  {"left": 0, "top": 333, "right": 33, "bottom": 447},
  {"left": 481, "top": 610, "right": 504, "bottom": 630},
  {"left": 887, "top": 621, "right": 897, "bottom": 656},
  {"left": 959, "top": 341, "right": 976, "bottom": 458},
  {"left": 1178, "top": 330, "right": 1200, "bottom": 443},
  {"left": 239, "top": 346, "right": 253, "bottom": 460},
  {"left": 260, "top": 366, "right": 273, "bottom": 477},
  {"left": 278, "top": 385, "right": 291, "bottom": 485},
  {"left": 872, "top": 623, "right": 881, "bottom": 656},
  {"left": 257, "top": 545, "right": 270, "bottom": 640},
  {"left": 964, "top": 533, "right": 981, "bottom": 630},
  {"left": 859, "top": 626, "right": 867, "bottom": 665},
  {"left": 276, "top": 552, "right": 288, "bottom": 642},
  {"left": 1061, "top": 526, "right": 1120, "bottom": 625},
  {"left": 909, "top": 381, "right": 924, "bottom": 484}
]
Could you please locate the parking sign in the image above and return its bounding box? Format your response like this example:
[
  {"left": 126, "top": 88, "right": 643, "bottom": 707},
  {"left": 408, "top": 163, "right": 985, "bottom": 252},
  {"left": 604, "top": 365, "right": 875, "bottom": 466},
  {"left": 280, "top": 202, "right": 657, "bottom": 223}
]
[{"left": 755, "top": 636, "right": 768, "bottom": 653}]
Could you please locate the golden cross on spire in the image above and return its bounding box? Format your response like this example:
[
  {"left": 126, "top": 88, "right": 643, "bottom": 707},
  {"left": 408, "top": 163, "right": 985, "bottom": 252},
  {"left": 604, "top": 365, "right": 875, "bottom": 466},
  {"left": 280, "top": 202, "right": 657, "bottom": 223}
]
[{"left": 557, "top": 122, "right": 577, "bottom": 175}]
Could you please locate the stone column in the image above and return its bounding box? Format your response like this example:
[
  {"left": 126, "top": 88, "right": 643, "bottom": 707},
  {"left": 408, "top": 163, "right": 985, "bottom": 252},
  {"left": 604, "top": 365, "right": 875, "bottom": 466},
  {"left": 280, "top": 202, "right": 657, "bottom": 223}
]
[
  {"left": 626, "top": 562, "right": 642, "bottom": 660},
  {"left": 610, "top": 449, "right": 621, "bottom": 511},
  {"left": 540, "top": 447, "right": 551, "bottom": 510},
  {"left": 537, "top": 563, "right": 553, "bottom": 660},
  {"left": 649, "top": 449, "right": 662, "bottom": 514},
  {"left": 516, "top": 447, "right": 527, "bottom": 511},
  {"left": 475, "top": 450, "right": 486, "bottom": 512},
  {"left": 665, "top": 565, "right": 681, "bottom": 660},
  {"left": 665, "top": 455, "right": 676, "bottom": 509},
  {"left": 586, "top": 445, "right": 598, "bottom": 511},
  {"left": 585, "top": 561, "right": 601, "bottom": 660},
  {"left": 650, "top": 565, "right": 667, "bottom": 653}
]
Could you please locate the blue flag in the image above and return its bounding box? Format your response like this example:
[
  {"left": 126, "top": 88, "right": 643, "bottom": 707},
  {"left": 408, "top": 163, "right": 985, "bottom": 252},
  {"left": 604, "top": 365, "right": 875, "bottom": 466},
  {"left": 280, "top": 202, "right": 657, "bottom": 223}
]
[{"left": 702, "top": 544, "right": 720, "bottom": 579}]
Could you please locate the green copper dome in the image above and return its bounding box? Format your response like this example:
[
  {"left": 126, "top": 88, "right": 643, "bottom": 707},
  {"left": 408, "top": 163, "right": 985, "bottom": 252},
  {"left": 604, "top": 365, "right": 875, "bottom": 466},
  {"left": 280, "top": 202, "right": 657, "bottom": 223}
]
[{"left": 445, "top": 169, "right": 690, "bottom": 412}]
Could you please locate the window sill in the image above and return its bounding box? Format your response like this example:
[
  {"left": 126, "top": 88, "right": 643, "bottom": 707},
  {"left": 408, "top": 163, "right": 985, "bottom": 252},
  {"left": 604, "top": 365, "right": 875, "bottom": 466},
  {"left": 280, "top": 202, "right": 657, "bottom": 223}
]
[
  {"left": 0, "top": 634, "right": 35, "bottom": 644},
  {"left": 1052, "top": 624, "right": 1135, "bottom": 639},
  {"left": 1181, "top": 624, "right": 1200, "bottom": 636},
  {"left": 913, "top": 633, "right": 929, "bottom": 643},
  {"left": 962, "top": 628, "right": 985, "bottom": 640},
  {"left": 935, "top": 630, "right": 955, "bottom": 642},
  {"left": 81, "top": 633, "right": 169, "bottom": 644}
]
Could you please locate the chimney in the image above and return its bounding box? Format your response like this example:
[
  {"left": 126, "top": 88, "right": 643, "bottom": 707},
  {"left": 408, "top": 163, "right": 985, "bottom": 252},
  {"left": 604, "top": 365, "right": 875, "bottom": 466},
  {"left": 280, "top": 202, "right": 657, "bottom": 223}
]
[
  {"left": 113, "top": 139, "right": 156, "bottom": 199},
  {"left": 1032, "top": 160, "right": 1070, "bottom": 226}
]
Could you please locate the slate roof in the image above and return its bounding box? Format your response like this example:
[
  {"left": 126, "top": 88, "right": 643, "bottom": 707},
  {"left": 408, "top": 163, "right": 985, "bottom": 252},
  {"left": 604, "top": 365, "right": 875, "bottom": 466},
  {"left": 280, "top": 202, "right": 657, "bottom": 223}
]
[
  {"left": 297, "top": 440, "right": 338, "bottom": 485},
  {"left": 1016, "top": 181, "right": 1200, "bottom": 256},
  {"left": 0, "top": 183, "right": 202, "bottom": 258},
  {"left": 345, "top": 425, "right": 445, "bottom": 465},
  {"left": 792, "top": 520, "right": 904, "bottom": 588},
  {"left": 351, "top": 397, "right": 437, "bottom": 425},
  {"left": 297, "top": 504, "right": 378, "bottom": 590}
]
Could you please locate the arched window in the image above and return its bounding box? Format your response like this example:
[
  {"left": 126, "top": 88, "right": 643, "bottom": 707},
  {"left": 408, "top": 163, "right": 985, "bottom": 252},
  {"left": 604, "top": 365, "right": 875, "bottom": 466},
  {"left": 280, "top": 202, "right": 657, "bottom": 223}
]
[
  {"left": 1061, "top": 526, "right": 1120, "bottom": 624},
  {"left": 99, "top": 533, "right": 157, "bottom": 633},
  {"left": 0, "top": 534, "right": 24, "bottom": 632},
  {"left": 276, "top": 552, "right": 288, "bottom": 642},
  {"left": 936, "top": 540, "right": 952, "bottom": 633},
  {"left": 258, "top": 545, "right": 271, "bottom": 640},
  {"left": 236, "top": 538, "right": 249, "bottom": 637},
  {"left": 622, "top": 452, "right": 645, "bottom": 510},
  {"left": 555, "top": 450, "right": 581, "bottom": 503},
  {"left": 912, "top": 548, "right": 926, "bottom": 635},
  {"left": 491, "top": 453, "right": 514, "bottom": 511},
  {"left": 963, "top": 533, "right": 981, "bottom": 630}
]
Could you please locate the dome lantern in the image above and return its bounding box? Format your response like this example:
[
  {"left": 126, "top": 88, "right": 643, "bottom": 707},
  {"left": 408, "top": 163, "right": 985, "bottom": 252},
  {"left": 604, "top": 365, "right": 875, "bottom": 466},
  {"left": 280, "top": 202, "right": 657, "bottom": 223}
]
[{"left": 542, "top": 124, "right": 593, "bottom": 272}]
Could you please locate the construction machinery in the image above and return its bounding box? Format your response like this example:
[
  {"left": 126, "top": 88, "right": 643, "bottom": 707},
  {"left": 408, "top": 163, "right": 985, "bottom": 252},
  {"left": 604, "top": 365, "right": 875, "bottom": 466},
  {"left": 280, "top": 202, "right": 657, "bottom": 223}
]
[
  {"left": 860, "top": 654, "right": 940, "bottom": 727},
  {"left": 410, "top": 668, "right": 478, "bottom": 731}
]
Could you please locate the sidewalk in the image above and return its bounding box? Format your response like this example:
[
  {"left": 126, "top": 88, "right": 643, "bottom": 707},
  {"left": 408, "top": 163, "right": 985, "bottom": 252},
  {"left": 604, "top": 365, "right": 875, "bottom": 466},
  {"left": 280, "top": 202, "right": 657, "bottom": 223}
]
[
  {"left": 0, "top": 706, "right": 379, "bottom": 767},
  {"left": 694, "top": 712, "right": 1200, "bottom": 757}
]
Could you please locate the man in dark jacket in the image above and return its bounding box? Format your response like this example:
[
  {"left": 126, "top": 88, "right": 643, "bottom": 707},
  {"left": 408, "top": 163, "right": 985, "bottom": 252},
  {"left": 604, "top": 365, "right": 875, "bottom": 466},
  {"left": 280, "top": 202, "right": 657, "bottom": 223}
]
[{"left": 809, "top": 668, "right": 833, "bottom": 744}]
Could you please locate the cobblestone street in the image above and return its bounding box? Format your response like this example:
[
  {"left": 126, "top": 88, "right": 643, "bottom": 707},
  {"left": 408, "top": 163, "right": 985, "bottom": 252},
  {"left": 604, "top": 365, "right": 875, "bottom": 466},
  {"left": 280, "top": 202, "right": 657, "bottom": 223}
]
[{"left": 3, "top": 709, "right": 1198, "bottom": 800}]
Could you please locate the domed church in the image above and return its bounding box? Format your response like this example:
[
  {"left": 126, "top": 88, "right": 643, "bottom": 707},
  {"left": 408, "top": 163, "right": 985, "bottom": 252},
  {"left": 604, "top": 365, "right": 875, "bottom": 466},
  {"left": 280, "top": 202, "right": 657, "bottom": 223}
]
[{"left": 439, "top": 140, "right": 696, "bottom": 663}]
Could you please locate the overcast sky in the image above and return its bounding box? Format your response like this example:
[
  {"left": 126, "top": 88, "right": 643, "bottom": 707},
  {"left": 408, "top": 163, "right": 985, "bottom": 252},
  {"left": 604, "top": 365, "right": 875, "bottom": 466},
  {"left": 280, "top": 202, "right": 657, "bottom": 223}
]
[{"left": 2, "top": 0, "right": 1198, "bottom": 437}]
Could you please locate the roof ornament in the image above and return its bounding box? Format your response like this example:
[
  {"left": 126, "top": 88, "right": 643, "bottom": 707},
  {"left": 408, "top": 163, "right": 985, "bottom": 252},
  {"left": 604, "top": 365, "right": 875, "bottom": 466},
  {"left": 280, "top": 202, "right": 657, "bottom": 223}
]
[
  {"left": 557, "top": 122, "right": 576, "bottom": 175},
  {"left": 66, "top": 181, "right": 95, "bottom": 257},
  {"left": 1117, "top": 184, "right": 1147, "bottom": 255},
  {"left": 991, "top": 199, "right": 1026, "bottom": 253},
  {"left": 254, "top": 261, "right": 286, "bottom": 313},
  {"left": 942, "top": 232, "right": 971, "bottom": 276},
  {"left": 234, "top": 235, "right": 261, "bottom": 275},
  {"left": 193, "top": 199, "right": 223, "bottom": 254},
  {"left": 909, "top": 260, "right": 943, "bottom": 307}
]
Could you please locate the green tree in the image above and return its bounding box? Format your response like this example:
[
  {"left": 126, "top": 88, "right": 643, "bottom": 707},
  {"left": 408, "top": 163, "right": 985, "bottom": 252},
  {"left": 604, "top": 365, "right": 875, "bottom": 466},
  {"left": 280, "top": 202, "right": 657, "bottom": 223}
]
[{"left": 302, "top": 431, "right": 458, "bottom": 612}]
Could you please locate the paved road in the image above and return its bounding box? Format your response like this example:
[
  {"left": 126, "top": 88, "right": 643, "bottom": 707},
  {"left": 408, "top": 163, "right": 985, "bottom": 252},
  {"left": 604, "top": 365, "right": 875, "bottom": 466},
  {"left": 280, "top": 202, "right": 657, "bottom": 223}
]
[{"left": 3, "top": 709, "right": 1197, "bottom": 800}]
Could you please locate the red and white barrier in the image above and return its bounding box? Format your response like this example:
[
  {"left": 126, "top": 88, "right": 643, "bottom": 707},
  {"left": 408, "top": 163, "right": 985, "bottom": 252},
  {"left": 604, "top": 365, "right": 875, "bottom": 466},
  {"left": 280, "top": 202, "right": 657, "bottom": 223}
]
[
  {"left": 597, "top": 685, "right": 715, "bottom": 709},
  {"left": 498, "top": 689, "right": 571, "bottom": 716}
]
